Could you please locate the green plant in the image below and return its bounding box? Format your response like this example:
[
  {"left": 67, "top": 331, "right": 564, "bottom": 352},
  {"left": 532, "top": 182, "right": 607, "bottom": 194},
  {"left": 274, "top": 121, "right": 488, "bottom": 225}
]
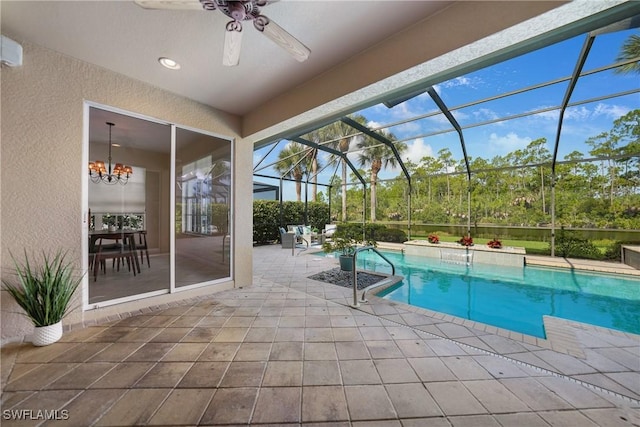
[
  {"left": 252, "top": 200, "right": 331, "bottom": 245},
  {"left": 604, "top": 240, "right": 640, "bottom": 261},
  {"left": 322, "top": 237, "right": 358, "bottom": 256},
  {"left": 122, "top": 214, "right": 143, "bottom": 230},
  {"left": 103, "top": 213, "right": 117, "bottom": 227},
  {"left": 553, "top": 228, "right": 602, "bottom": 259},
  {"left": 3, "top": 251, "right": 82, "bottom": 327},
  {"left": 322, "top": 232, "right": 377, "bottom": 256}
]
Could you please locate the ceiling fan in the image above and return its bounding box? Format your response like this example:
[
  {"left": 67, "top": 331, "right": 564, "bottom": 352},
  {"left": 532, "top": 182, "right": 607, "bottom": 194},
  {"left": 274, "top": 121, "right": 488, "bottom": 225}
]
[{"left": 134, "top": 0, "right": 310, "bottom": 66}]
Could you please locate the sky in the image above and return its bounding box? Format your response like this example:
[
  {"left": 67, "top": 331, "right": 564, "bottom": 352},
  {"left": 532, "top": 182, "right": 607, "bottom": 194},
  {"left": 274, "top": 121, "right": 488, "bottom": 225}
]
[{"left": 254, "top": 27, "right": 639, "bottom": 201}]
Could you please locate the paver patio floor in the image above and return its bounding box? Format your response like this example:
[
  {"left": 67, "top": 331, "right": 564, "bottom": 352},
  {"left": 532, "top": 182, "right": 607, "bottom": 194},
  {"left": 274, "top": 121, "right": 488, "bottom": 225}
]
[{"left": 1, "top": 245, "right": 638, "bottom": 426}]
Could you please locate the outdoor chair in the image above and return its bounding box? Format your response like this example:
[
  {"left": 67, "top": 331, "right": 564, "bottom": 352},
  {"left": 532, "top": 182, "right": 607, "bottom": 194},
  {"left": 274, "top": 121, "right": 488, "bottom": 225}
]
[
  {"left": 323, "top": 224, "right": 337, "bottom": 239},
  {"left": 280, "top": 227, "right": 295, "bottom": 249}
]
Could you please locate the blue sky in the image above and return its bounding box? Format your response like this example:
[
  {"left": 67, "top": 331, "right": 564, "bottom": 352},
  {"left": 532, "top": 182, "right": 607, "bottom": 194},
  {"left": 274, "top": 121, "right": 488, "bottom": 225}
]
[{"left": 255, "top": 28, "right": 639, "bottom": 201}]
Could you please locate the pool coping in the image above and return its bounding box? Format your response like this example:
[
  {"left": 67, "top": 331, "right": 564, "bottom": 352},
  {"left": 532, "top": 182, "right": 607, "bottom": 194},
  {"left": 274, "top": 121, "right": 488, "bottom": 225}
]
[
  {"left": 310, "top": 242, "right": 640, "bottom": 352},
  {"left": 365, "top": 243, "right": 640, "bottom": 351},
  {"left": 369, "top": 285, "right": 640, "bottom": 354},
  {"left": 525, "top": 254, "right": 640, "bottom": 276}
]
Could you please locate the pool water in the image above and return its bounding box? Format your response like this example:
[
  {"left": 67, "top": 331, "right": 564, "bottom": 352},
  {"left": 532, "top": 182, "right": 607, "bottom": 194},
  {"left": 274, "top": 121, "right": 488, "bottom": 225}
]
[{"left": 332, "top": 250, "right": 640, "bottom": 338}]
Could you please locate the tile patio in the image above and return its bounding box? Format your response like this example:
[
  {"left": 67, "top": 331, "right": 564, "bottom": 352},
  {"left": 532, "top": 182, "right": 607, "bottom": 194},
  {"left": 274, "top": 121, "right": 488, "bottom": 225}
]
[{"left": 1, "top": 245, "right": 639, "bottom": 426}]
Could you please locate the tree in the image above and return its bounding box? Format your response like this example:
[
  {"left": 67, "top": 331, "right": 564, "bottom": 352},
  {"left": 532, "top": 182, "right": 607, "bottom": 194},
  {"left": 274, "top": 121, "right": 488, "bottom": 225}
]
[
  {"left": 274, "top": 141, "right": 309, "bottom": 202},
  {"left": 586, "top": 131, "right": 619, "bottom": 206},
  {"left": 356, "top": 130, "right": 406, "bottom": 221},
  {"left": 322, "top": 115, "right": 368, "bottom": 221},
  {"left": 523, "top": 138, "right": 551, "bottom": 214},
  {"left": 300, "top": 129, "right": 327, "bottom": 202},
  {"left": 437, "top": 148, "right": 455, "bottom": 202},
  {"left": 611, "top": 109, "right": 640, "bottom": 199},
  {"left": 614, "top": 34, "right": 640, "bottom": 74}
]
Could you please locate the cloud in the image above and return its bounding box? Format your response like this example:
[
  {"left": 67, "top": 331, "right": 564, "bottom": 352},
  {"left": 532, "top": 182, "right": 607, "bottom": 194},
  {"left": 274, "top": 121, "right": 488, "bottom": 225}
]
[
  {"left": 564, "top": 106, "right": 592, "bottom": 121},
  {"left": 473, "top": 108, "right": 501, "bottom": 123},
  {"left": 403, "top": 138, "right": 434, "bottom": 164},
  {"left": 530, "top": 103, "right": 631, "bottom": 122},
  {"left": 592, "top": 103, "right": 631, "bottom": 119},
  {"left": 440, "top": 76, "right": 483, "bottom": 89},
  {"left": 487, "top": 132, "right": 531, "bottom": 154}
]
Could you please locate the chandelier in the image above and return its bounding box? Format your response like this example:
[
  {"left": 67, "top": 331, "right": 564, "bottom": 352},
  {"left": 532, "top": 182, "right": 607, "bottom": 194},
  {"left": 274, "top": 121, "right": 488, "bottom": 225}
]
[{"left": 88, "top": 122, "right": 133, "bottom": 185}]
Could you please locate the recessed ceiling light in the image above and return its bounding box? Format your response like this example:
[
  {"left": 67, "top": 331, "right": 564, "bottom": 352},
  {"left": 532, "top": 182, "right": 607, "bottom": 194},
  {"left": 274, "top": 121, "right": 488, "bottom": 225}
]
[{"left": 158, "top": 57, "right": 181, "bottom": 70}]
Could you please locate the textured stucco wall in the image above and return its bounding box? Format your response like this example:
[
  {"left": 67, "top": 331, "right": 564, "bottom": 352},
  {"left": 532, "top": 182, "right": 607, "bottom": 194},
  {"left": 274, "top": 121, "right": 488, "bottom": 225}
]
[{"left": 0, "top": 40, "right": 252, "bottom": 343}]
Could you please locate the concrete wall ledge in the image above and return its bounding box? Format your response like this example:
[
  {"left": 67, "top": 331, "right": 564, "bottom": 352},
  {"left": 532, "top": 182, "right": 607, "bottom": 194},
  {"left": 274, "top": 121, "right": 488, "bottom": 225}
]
[
  {"left": 622, "top": 245, "right": 640, "bottom": 270},
  {"left": 404, "top": 240, "right": 525, "bottom": 267}
]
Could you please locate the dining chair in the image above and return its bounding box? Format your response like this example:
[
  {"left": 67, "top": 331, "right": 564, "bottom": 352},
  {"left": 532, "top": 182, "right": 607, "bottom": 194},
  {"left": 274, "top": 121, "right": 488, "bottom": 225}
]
[
  {"left": 91, "top": 237, "right": 137, "bottom": 281},
  {"left": 137, "top": 230, "right": 150, "bottom": 267}
]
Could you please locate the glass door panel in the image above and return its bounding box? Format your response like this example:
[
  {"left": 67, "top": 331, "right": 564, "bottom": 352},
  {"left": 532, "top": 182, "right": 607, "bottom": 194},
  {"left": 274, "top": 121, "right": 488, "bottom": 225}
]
[
  {"left": 87, "top": 107, "right": 171, "bottom": 304},
  {"left": 175, "top": 127, "right": 232, "bottom": 287}
]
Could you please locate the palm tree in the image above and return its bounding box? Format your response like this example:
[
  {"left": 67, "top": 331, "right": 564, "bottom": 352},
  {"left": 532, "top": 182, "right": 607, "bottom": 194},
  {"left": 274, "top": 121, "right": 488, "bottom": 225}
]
[
  {"left": 300, "top": 129, "right": 326, "bottom": 202},
  {"left": 322, "top": 115, "right": 368, "bottom": 221},
  {"left": 356, "top": 130, "right": 406, "bottom": 222},
  {"left": 615, "top": 34, "right": 640, "bottom": 74},
  {"left": 274, "top": 141, "right": 309, "bottom": 201}
]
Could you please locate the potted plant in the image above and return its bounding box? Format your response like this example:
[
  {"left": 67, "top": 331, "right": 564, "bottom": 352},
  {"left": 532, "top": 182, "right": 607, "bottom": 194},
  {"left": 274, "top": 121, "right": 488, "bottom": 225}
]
[
  {"left": 322, "top": 233, "right": 377, "bottom": 271},
  {"left": 103, "top": 213, "right": 117, "bottom": 231},
  {"left": 3, "top": 251, "right": 82, "bottom": 346},
  {"left": 487, "top": 238, "right": 502, "bottom": 249},
  {"left": 322, "top": 237, "right": 358, "bottom": 271},
  {"left": 427, "top": 233, "right": 440, "bottom": 244},
  {"left": 458, "top": 235, "right": 474, "bottom": 247}
]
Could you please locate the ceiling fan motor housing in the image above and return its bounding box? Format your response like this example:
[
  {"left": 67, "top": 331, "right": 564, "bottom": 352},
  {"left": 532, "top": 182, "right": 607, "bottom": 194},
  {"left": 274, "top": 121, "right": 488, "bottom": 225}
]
[{"left": 200, "top": 0, "right": 263, "bottom": 22}]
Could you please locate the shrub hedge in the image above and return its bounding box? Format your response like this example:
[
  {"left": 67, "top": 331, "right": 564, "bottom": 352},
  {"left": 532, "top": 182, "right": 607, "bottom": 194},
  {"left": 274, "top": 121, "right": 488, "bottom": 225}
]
[
  {"left": 335, "top": 223, "right": 407, "bottom": 243},
  {"left": 253, "top": 200, "right": 408, "bottom": 245},
  {"left": 253, "top": 200, "right": 330, "bottom": 244},
  {"left": 552, "top": 228, "right": 602, "bottom": 259}
]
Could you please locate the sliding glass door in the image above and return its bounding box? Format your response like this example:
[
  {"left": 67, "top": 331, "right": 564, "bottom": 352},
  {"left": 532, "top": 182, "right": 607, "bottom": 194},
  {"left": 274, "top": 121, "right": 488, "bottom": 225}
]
[{"left": 86, "top": 104, "right": 232, "bottom": 307}]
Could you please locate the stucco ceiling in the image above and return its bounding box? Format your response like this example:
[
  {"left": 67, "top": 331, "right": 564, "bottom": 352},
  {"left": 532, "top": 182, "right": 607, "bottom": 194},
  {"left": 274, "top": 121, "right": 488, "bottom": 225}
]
[{"left": 1, "top": 0, "right": 452, "bottom": 117}]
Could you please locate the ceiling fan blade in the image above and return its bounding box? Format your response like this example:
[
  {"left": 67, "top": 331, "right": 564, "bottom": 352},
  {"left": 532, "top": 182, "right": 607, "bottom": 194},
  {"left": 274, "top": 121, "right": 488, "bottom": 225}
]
[
  {"left": 223, "top": 29, "right": 243, "bottom": 66},
  {"left": 260, "top": 20, "right": 310, "bottom": 63},
  {"left": 134, "top": 0, "right": 203, "bottom": 10}
]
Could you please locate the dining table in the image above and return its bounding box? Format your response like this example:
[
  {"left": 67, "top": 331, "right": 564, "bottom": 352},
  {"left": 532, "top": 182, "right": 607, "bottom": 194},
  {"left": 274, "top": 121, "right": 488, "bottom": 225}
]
[{"left": 89, "top": 229, "right": 143, "bottom": 276}]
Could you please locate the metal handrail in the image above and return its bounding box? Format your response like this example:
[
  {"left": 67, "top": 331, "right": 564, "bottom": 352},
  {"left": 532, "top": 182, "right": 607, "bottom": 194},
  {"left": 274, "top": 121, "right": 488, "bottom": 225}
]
[
  {"left": 351, "top": 246, "right": 395, "bottom": 308},
  {"left": 295, "top": 236, "right": 310, "bottom": 256}
]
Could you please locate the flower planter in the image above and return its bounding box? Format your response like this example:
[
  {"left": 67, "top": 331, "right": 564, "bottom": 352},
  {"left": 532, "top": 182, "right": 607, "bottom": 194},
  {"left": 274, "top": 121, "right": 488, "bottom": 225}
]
[
  {"left": 31, "top": 321, "right": 63, "bottom": 346},
  {"left": 339, "top": 255, "right": 354, "bottom": 271}
]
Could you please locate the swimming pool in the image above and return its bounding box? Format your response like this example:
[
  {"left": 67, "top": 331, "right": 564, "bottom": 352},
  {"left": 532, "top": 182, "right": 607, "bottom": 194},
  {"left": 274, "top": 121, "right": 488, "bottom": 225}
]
[{"left": 329, "top": 250, "right": 640, "bottom": 338}]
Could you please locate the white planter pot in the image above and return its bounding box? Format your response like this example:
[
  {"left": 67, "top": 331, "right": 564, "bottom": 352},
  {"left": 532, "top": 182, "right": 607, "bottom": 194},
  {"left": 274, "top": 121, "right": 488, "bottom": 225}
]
[{"left": 31, "top": 321, "right": 63, "bottom": 346}]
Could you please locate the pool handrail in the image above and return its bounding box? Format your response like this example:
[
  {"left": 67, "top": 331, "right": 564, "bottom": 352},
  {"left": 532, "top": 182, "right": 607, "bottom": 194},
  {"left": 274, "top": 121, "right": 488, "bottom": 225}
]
[
  {"left": 295, "top": 235, "right": 310, "bottom": 256},
  {"left": 351, "top": 246, "right": 395, "bottom": 308}
]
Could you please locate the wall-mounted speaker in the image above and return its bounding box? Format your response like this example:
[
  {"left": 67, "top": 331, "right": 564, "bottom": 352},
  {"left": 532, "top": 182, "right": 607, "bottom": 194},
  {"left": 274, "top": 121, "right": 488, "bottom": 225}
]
[{"left": 1, "top": 35, "right": 23, "bottom": 67}]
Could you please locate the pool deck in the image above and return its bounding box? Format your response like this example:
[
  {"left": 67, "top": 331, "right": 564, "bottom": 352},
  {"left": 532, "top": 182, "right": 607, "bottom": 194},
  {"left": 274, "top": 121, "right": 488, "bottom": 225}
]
[
  {"left": 1, "top": 245, "right": 638, "bottom": 426},
  {"left": 525, "top": 254, "right": 640, "bottom": 276}
]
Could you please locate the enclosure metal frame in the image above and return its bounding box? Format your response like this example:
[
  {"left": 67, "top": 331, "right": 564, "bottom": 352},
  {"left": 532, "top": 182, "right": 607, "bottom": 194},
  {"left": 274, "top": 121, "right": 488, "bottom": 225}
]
[{"left": 252, "top": 11, "right": 640, "bottom": 254}]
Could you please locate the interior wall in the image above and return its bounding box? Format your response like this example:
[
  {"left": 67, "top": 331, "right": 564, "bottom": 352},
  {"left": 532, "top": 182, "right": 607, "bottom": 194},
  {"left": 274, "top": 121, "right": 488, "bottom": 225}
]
[
  {"left": 89, "top": 143, "right": 171, "bottom": 253},
  {"left": 0, "top": 40, "right": 250, "bottom": 343}
]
